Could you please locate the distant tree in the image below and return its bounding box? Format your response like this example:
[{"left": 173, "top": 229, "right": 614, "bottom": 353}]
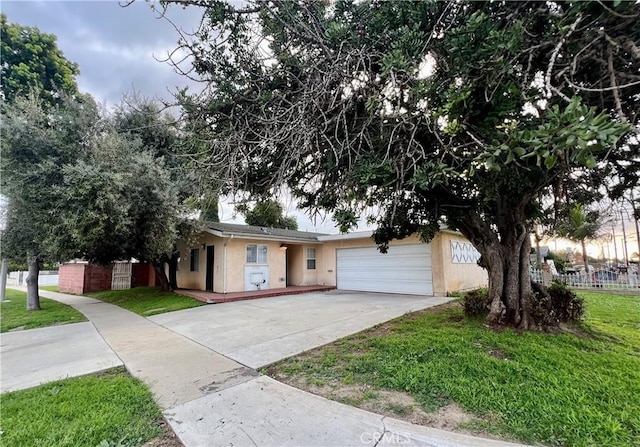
[
  {"left": 0, "top": 13, "right": 79, "bottom": 105},
  {"left": 237, "top": 199, "right": 298, "bottom": 230},
  {"left": 557, "top": 205, "right": 603, "bottom": 273}
]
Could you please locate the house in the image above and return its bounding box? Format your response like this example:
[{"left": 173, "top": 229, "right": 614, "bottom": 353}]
[{"left": 176, "top": 222, "right": 488, "bottom": 296}]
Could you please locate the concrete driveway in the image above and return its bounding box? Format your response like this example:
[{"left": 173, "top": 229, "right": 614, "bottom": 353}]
[{"left": 150, "top": 290, "right": 451, "bottom": 368}]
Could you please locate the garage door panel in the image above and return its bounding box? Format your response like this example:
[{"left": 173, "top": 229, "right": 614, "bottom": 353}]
[{"left": 337, "top": 244, "right": 433, "bottom": 295}]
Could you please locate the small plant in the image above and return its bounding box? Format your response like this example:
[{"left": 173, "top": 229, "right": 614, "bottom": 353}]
[
  {"left": 462, "top": 288, "right": 490, "bottom": 316},
  {"left": 530, "top": 281, "right": 585, "bottom": 326},
  {"left": 548, "top": 281, "right": 584, "bottom": 322}
]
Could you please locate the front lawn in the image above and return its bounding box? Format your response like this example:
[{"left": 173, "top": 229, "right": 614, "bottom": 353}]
[
  {"left": 0, "top": 367, "right": 165, "bottom": 447},
  {"left": 40, "top": 285, "right": 59, "bottom": 292},
  {"left": 87, "top": 286, "right": 204, "bottom": 316},
  {"left": 265, "top": 291, "right": 640, "bottom": 447},
  {"left": 0, "top": 289, "right": 86, "bottom": 333}
]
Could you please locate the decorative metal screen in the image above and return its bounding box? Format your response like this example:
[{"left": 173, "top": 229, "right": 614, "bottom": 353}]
[{"left": 451, "top": 241, "right": 481, "bottom": 264}]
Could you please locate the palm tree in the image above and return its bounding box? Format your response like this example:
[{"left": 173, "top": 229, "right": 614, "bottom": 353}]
[{"left": 557, "top": 204, "right": 602, "bottom": 273}]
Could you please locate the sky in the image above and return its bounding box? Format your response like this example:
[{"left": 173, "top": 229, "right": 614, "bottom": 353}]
[{"left": 2, "top": 0, "right": 343, "bottom": 233}]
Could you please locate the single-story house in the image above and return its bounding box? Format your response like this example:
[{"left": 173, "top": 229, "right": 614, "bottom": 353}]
[{"left": 176, "top": 222, "right": 488, "bottom": 296}]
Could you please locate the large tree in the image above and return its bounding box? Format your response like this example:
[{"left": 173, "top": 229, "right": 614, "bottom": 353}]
[
  {"left": 1, "top": 94, "right": 98, "bottom": 309},
  {"left": 164, "top": 0, "right": 638, "bottom": 329},
  {"left": 0, "top": 13, "right": 79, "bottom": 105}
]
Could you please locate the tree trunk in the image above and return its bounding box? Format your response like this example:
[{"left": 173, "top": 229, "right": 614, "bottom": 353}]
[
  {"left": 26, "top": 253, "right": 41, "bottom": 311},
  {"left": 152, "top": 260, "right": 172, "bottom": 292},
  {"left": 0, "top": 258, "right": 8, "bottom": 302},
  {"left": 581, "top": 239, "right": 589, "bottom": 274},
  {"left": 168, "top": 250, "right": 179, "bottom": 290},
  {"left": 483, "top": 232, "right": 535, "bottom": 329}
]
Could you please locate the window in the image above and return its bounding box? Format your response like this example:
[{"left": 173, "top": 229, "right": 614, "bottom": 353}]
[
  {"left": 247, "top": 244, "right": 268, "bottom": 263},
  {"left": 190, "top": 248, "right": 199, "bottom": 272},
  {"left": 306, "top": 248, "right": 316, "bottom": 270}
]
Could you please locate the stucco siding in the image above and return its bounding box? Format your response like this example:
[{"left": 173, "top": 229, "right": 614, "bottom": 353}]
[{"left": 436, "top": 231, "right": 488, "bottom": 294}]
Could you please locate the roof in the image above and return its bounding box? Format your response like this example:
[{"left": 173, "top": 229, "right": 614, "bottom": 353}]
[{"left": 204, "top": 222, "right": 327, "bottom": 243}]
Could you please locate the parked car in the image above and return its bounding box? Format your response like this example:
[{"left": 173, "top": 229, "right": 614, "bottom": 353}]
[{"left": 593, "top": 270, "right": 618, "bottom": 281}]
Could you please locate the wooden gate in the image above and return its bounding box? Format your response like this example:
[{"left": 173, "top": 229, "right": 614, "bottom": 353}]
[{"left": 111, "top": 262, "right": 132, "bottom": 290}]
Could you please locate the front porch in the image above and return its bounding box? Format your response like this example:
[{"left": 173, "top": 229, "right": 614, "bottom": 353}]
[{"left": 179, "top": 285, "right": 335, "bottom": 304}]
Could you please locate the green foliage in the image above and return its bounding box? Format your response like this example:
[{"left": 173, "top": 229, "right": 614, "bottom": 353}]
[
  {"left": 0, "top": 367, "right": 162, "bottom": 447},
  {"left": 237, "top": 199, "right": 298, "bottom": 230},
  {"left": 545, "top": 251, "right": 567, "bottom": 273},
  {"left": 1, "top": 92, "right": 189, "bottom": 274},
  {"left": 530, "top": 282, "right": 585, "bottom": 326},
  {"left": 1, "top": 93, "right": 100, "bottom": 264},
  {"left": 0, "top": 13, "right": 79, "bottom": 105},
  {"left": 557, "top": 204, "right": 602, "bottom": 243},
  {"left": 267, "top": 291, "right": 640, "bottom": 446},
  {"left": 87, "top": 287, "right": 203, "bottom": 316},
  {"left": 0, "top": 289, "right": 86, "bottom": 332},
  {"left": 165, "top": 0, "right": 639, "bottom": 325},
  {"left": 462, "top": 288, "right": 490, "bottom": 316}
]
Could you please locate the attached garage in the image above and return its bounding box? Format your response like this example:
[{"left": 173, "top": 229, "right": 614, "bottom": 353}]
[{"left": 336, "top": 244, "right": 433, "bottom": 295}]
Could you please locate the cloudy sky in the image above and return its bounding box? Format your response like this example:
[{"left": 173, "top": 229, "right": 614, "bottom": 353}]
[{"left": 3, "top": 0, "right": 345, "bottom": 233}]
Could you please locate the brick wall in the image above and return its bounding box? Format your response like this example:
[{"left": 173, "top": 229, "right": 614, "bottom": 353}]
[
  {"left": 59, "top": 264, "right": 87, "bottom": 294},
  {"left": 84, "top": 264, "right": 113, "bottom": 293}
]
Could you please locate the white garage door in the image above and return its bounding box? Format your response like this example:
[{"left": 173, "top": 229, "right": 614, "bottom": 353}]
[{"left": 337, "top": 244, "right": 433, "bottom": 295}]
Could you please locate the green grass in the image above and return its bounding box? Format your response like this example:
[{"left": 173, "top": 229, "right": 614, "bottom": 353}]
[
  {"left": 266, "top": 291, "right": 640, "bottom": 447},
  {"left": 40, "top": 285, "right": 59, "bottom": 292},
  {"left": 0, "top": 367, "right": 163, "bottom": 447},
  {"left": 0, "top": 289, "right": 86, "bottom": 333},
  {"left": 87, "top": 286, "right": 203, "bottom": 316}
]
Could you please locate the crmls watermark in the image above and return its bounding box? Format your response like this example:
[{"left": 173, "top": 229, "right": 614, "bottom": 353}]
[{"left": 360, "top": 431, "right": 410, "bottom": 444}]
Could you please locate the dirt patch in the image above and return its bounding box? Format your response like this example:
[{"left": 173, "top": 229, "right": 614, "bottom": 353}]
[
  {"left": 143, "top": 419, "right": 183, "bottom": 447},
  {"left": 486, "top": 348, "right": 507, "bottom": 360},
  {"left": 281, "top": 377, "right": 478, "bottom": 431}
]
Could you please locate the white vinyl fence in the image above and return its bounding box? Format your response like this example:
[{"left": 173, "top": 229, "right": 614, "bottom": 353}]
[
  {"left": 531, "top": 268, "right": 639, "bottom": 290},
  {"left": 6, "top": 270, "right": 59, "bottom": 287}
]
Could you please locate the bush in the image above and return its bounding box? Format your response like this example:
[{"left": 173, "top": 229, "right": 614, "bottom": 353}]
[
  {"left": 548, "top": 281, "right": 585, "bottom": 322},
  {"left": 530, "top": 281, "right": 584, "bottom": 326},
  {"left": 462, "top": 288, "right": 490, "bottom": 316}
]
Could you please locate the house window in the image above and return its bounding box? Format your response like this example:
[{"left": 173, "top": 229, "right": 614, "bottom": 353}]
[
  {"left": 306, "top": 248, "right": 316, "bottom": 270},
  {"left": 190, "top": 248, "right": 199, "bottom": 272},
  {"left": 247, "top": 244, "right": 268, "bottom": 263}
]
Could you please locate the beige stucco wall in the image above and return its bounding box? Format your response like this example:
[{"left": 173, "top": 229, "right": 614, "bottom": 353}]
[
  {"left": 176, "top": 233, "right": 287, "bottom": 293},
  {"left": 175, "top": 229, "right": 487, "bottom": 295},
  {"left": 432, "top": 231, "right": 488, "bottom": 295},
  {"left": 317, "top": 234, "right": 426, "bottom": 287}
]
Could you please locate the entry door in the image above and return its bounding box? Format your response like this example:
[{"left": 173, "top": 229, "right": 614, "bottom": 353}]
[{"left": 206, "top": 245, "right": 215, "bottom": 291}]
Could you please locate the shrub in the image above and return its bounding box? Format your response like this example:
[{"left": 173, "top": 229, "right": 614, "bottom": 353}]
[
  {"left": 462, "top": 288, "right": 490, "bottom": 316},
  {"left": 548, "top": 281, "right": 584, "bottom": 322},
  {"left": 530, "top": 281, "right": 584, "bottom": 326}
]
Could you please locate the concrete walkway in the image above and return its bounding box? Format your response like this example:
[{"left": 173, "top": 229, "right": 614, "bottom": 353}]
[
  {"left": 0, "top": 321, "right": 121, "bottom": 393},
  {"left": 19, "top": 289, "right": 525, "bottom": 447}
]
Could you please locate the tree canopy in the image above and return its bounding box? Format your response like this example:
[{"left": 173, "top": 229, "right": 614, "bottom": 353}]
[
  {"left": 162, "top": 0, "right": 638, "bottom": 328},
  {"left": 0, "top": 13, "right": 79, "bottom": 105},
  {"left": 237, "top": 199, "right": 298, "bottom": 230}
]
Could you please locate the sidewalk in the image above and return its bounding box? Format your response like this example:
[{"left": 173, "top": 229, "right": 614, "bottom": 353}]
[
  {"left": 37, "top": 290, "right": 256, "bottom": 409},
  {"left": 33, "top": 289, "right": 526, "bottom": 447}
]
